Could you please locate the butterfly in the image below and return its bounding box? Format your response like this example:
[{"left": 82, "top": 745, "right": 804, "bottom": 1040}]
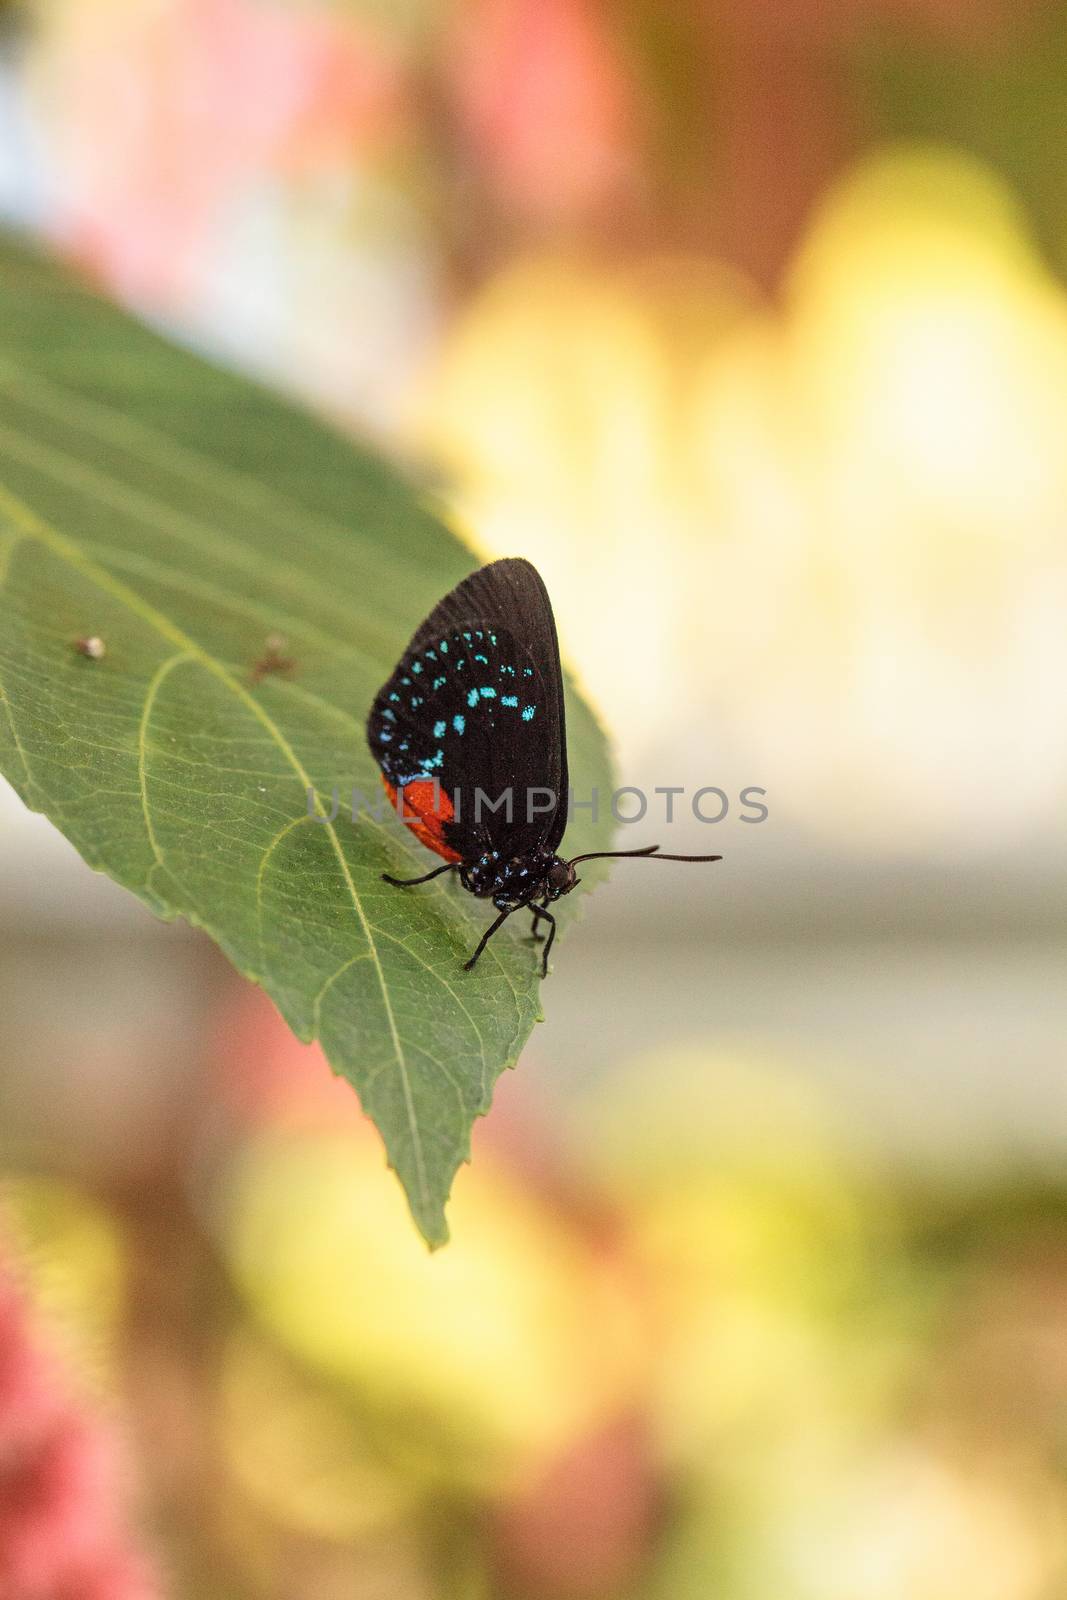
[{"left": 366, "top": 557, "right": 720, "bottom": 976}]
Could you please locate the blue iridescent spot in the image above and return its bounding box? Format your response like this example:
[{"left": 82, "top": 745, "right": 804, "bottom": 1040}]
[
  {"left": 466, "top": 688, "right": 480, "bottom": 708},
  {"left": 439, "top": 639, "right": 448, "bottom": 653},
  {"left": 389, "top": 692, "right": 400, "bottom": 703},
  {"left": 521, "top": 705, "right": 536, "bottom": 721},
  {"left": 379, "top": 731, "right": 392, "bottom": 742},
  {"left": 433, "top": 719, "right": 447, "bottom": 738},
  {"left": 382, "top": 708, "right": 396, "bottom": 722},
  {"left": 410, "top": 695, "right": 423, "bottom": 708},
  {"left": 453, "top": 714, "right": 465, "bottom": 734},
  {"left": 427, "top": 748, "right": 444, "bottom": 770},
  {"left": 463, "top": 630, "right": 472, "bottom": 641},
  {"left": 489, "top": 632, "right": 498, "bottom": 645},
  {"left": 401, "top": 676, "right": 411, "bottom": 686},
  {"left": 411, "top": 661, "right": 422, "bottom": 674},
  {"left": 523, "top": 666, "right": 534, "bottom": 677},
  {"left": 433, "top": 675, "right": 446, "bottom": 690},
  {"left": 500, "top": 664, "right": 515, "bottom": 677},
  {"left": 479, "top": 686, "right": 497, "bottom": 699},
  {"left": 399, "top": 739, "right": 410, "bottom": 751},
  {"left": 474, "top": 653, "right": 488, "bottom": 664},
  {"left": 425, "top": 650, "right": 437, "bottom": 661},
  {"left": 501, "top": 694, "right": 518, "bottom": 708}
]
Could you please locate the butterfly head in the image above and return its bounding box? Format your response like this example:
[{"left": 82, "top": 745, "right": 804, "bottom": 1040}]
[{"left": 545, "top": 856, "right": 579, "bottom": 899}]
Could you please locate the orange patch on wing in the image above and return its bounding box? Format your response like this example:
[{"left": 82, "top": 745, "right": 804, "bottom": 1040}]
[{"left": 382, "top": 777, "right": 462, "bottom": 863}]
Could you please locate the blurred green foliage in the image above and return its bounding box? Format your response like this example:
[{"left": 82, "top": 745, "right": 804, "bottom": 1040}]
[{"left": 860, "top": 6, "right": 1067, "bottom": 280}]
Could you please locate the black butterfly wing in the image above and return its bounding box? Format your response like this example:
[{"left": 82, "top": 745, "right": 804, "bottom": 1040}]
[
  {"left": 407, "top": 561, "right": 569, "bottom": 839},
  {"left": 367, "top": 558, "right": 568, "bottom": 861}
]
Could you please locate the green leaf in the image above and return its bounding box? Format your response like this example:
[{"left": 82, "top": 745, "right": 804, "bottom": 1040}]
[{"left": 0, "top": 234, "right": 615, "bottom": 1247}]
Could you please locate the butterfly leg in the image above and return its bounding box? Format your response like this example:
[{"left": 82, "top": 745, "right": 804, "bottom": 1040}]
[
  {"left": 463, "top": 904, "right": 516, "bottom": 972},
  {"left": 536, "top": 908, "right": 557, "bottom": 978},
  {"left": 382, "top": 862, "right": 458, "bottom": 888},
  {"left": 527, "top": 904, "right": 549, "bottom": 942}
]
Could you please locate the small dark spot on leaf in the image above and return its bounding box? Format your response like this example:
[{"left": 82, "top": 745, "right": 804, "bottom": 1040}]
[{"left": 250, "top": 631, "right": 296, "bottom": 685}]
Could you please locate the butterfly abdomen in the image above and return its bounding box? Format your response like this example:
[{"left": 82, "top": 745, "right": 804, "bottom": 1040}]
[{"left": 381, "top": 777, "right": 463, "bottom": 864}]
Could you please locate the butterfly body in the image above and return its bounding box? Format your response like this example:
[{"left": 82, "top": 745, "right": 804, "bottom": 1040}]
[
  {"left": 459, "top": 846, "right": 576, "bottom": 908},
  {"left": 367, "top": 557, "right": 719, "bottom": 976}
]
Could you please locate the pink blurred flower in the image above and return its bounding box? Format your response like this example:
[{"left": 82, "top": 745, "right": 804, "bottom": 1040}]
[
  {"left": 0, "top": 1253, "right": 163, "bottom": 1599},
  {"left": 215, "top": 980, "right": 370, "bottom": 1133},
  {"left": 446, "top": 0, "right": 641, "bottom": 222},
  {"left": 493, "top": 1411, "right": 657, "bottom": 1598},
  {"left": 36, "top": 0, "right": 405, "bottom": 303}
]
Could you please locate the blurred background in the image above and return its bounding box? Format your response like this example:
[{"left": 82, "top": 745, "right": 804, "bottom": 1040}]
[{"left": 1, "top": 0, "right": 1066, "bottom": 1595}]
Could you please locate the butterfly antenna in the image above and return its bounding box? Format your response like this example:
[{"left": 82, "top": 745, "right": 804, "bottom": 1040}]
[{"left": 566, "top": 845, "right": 722, "bottom": 866}]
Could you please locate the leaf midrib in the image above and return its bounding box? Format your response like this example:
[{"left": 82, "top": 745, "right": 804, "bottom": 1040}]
[
  {"left": 0, "top": 480, "right": 431, "bottom": 1214},
  {"left": 255, "top": 811, "right": 499, "bottom": 1110}
]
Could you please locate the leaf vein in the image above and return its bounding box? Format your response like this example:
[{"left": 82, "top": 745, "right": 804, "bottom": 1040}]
[
  {"left": 0, "top": 359, "right": 434, "bottom": 619},
  {"left": 0, "top": 416, "right": 395, "bottom": 650},
  {"left": 138, "top": 650, "right": 193, "bottom": 871},
  {"left": 0, "top": 480, "right": 432, "bottom": 1217}
]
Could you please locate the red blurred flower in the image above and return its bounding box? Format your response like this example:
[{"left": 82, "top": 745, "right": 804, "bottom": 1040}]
[
  {"left": 0, "top": 1253, "right": 163, "bottom": 1600},
  {"left": 446, "top": 0, "right": 640, "bottom": 223}
]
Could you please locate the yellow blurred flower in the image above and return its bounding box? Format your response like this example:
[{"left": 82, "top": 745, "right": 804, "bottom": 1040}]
[
  {"left": 221, "top": 1128, "right": 644, "bottom": 1492},
  {"left": 417, "top": 146, "right": 1067, "bottom": 854},
  {"left": 693, "top": 145, "right": 1067, "bottom": 849},
  {"left": 1, "top": 1174, "right": 126, "bottom": 1397},
  {"left": 579, "top": 1049, "right": 910, "bottom": 1470},
  {"left": 417, "top": 253, "right": 753, "bottom": 762},
  {"left": 761, "top": 1443, "right": 1066, "bottom": 1600},
  {"left": 220, "top": 1331, "right": 416, "bottom": 1541}
]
